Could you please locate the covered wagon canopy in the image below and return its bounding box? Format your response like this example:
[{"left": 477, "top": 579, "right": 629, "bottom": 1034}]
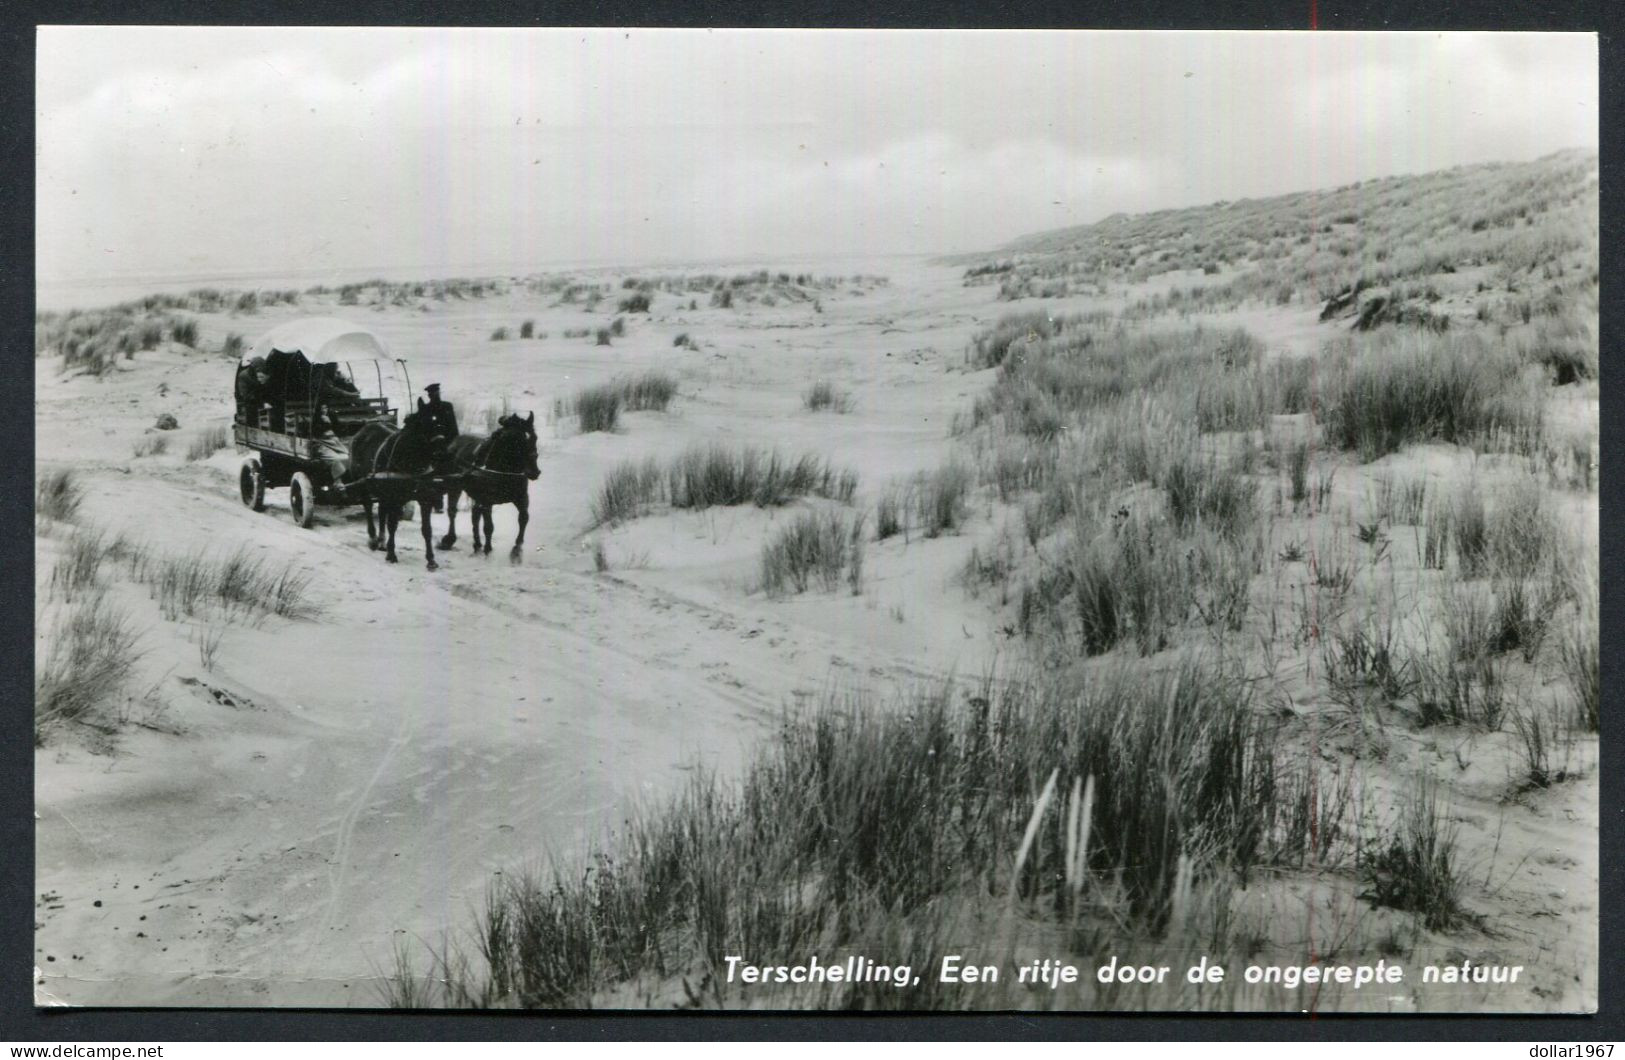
[
  {"left": 241, "top": 317, "right": 393, "bottom": 366},
  {"left": 238, "top": 317, "right": 400, "bottom": 411}
]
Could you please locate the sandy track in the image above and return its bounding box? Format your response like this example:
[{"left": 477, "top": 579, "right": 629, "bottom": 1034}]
[{"left": 35, "top": 444, "right": 964, "bottom": 1005}]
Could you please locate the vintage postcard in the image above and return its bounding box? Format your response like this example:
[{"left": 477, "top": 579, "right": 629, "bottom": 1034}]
[{"left": 33, "top": 27, "right": 1598, "bottom": 1012}]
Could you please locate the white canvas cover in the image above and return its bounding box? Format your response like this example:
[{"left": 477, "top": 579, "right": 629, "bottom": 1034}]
[{"left": 242, "top": 317, "right": 393, "bottom": 366}]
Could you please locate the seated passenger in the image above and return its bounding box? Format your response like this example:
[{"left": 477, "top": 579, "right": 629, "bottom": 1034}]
[
  {"left": 327, "top": 366, "right": 360, "bottom": 395},
  {"left": 235, "top": 358, "right": 270, "bottom": 424},
  {"left": 312, "top": 404, "right": 350, "bottom": 485}
]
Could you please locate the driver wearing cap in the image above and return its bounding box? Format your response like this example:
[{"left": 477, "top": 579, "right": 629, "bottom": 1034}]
[
  {"left": 419, "top": 383, "right": 459, "bottom": 513},
  {"left": 420, "top": 382, "right": 459, "bottom": 440}
]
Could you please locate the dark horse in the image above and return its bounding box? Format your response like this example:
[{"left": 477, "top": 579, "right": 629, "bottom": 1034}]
[
  {"left": 343, "top": 407, "right": 451, "bottom": 570},
  {"left": 437, "top": 412, "right": 541, "bottom": 561}
]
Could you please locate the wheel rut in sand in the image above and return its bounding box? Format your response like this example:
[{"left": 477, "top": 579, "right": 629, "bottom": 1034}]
[
  {"left": 444, "top": 563, "right": 949, "bottom": 712},
  {"left": 309, "top": 708, "right": 419, "bottom": 959}
]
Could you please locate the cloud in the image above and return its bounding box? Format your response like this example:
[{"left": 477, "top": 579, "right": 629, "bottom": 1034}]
[
  {"left": 36, "top": 29, "right": 1598, "bottom": 282},
  {"left": 1282, "top": 34, "right": 1596, "bottom": 181}
]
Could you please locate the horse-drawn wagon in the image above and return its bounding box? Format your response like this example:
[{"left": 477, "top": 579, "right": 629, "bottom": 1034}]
[
  {"left": 231, "top": 316, "right": 539, "bottom": 570},
  {"left": 233, "top": 318, "right": 418, "bottom": 527}
]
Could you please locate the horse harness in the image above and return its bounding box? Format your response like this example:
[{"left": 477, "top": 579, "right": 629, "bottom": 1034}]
[
  {"left": 366, "top": 424, "right": 435, "bottom": 480},
  {"left": 470, "top": 433, "right": 530, "bottom": 477}
]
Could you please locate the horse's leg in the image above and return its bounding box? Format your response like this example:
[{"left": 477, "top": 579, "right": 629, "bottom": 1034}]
[
  {"left": 438, "top": 488, "right": 460, "bottom": 550},
  {"left": 365, "top": 499, "right": 381, "bottom": 550},
  {"left": 510, "top": 496, "right": 528, "bottom": 562},
  {"left": 482, "top": 506, "right": 496, "bottom": 555},
  {"left": 385, "top": 502, "right": 400, "bottom": 563},
  {"left": 470, "top": 499, "right": 485, "bottom": 554},
  {"left": 421, "top": 492, "right": 438, "bottom": 571}
]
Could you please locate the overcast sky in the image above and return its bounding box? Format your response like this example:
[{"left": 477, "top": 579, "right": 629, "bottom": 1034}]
[{"left": 37, "top": 28, "right": 1597, "bottom": 283}]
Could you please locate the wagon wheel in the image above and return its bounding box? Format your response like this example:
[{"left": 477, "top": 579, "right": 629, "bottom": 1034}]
[
  {"left": 239, "top": 458, "right": 267, "bottom": 512},
  {"left": 288, "top": 471, "right": 317, "bottom": 528}
]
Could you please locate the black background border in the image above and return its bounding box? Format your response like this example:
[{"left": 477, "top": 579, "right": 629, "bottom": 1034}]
[{"left": 2, "top": 0, "right": 1619, "bottom": 1042}]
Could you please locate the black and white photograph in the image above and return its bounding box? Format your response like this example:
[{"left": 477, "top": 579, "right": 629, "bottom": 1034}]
[{"left": 32, "top": 27, "right": 1599, "bottom": 1013}]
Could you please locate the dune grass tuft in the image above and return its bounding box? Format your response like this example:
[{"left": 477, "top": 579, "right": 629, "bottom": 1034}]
[
  {"left": 616, "top": 371, "right": 678, "bottom": 412},
  {"left": 804, "top": 380, "right": 852, "bottom": 413},
  {"left": 169, "top": 317, "right": 199, "bottom": 347},
  {"left": 667, "top": 446, "right": 857, "bottom": 511},
  {"left": 590, "top": 458, "right": 664, "bottom": 527},
  {"left": 186, "top": 425, "right": 230, "bottom": 462},
  {"left": 37, "top": 469, "right": 83, "bottom": 523},
  {"left": 760, "top": 509, "right": 867, "bottom": 596},
  {"left": 875, "top": 484, "right": 907, "bottom": 541},
  {"left": 1359, "top": 778, "right": 1465, "bottom": 932},
  {"left": 385, "top": 657, "right": 1330, "bottom": 1007},
  {"left": 590, "top": 447, "right": 858, "bottom": 527},
  {"left": 913, "top": 462, "right": 972, "bottom": 538},
  {"left": 573, "top": 385, "right": 621, "bottom": 433},
  {"left": 35, "top": 587, "right": 142, "bottom": 741},
  {"left": 1321, "top": 333, "right": 1544, "bottom": 461},
  {"left": 570, "top": 372, "right": 678, "bottom": 434}
]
